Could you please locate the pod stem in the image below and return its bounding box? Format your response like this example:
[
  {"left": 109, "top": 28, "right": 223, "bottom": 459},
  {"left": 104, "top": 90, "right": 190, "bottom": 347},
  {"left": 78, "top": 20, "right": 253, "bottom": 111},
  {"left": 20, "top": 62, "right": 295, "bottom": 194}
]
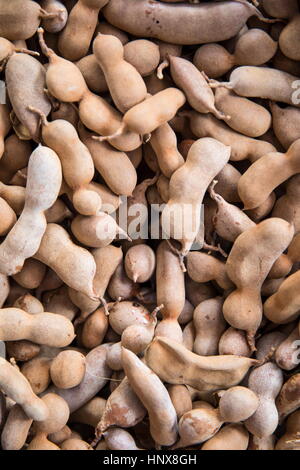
[
  {"left": 286, "top": 438, "right": 300, "bottom": 444},
  {"left": 257, "top": 346, "right": 276, "bottom": 367},
  {"left": 233, "top": 0, "right": 282, "bottom": 23},
  {"left": 202, "top": 240, "right": 228, "bottom": 259},
  {"left": 246, "top": 331, "right": 257, "bottom": 353},
  {"left": 100, "top": 297, "right": 110, "bottom": 316},
  {"left": 39, "top": 8, "right": 64, "bottom": 20},
  {"left": 92, "top": 123, "right": 126, "bottom": 143},
  {"left": 27, "top": 106, "right": 49, "bottom": 127},
  {"left": 37, "top": 27, "right": 55, "bottom": 59},
  {"left": 15, "top": 48, "right": 40, "bottom": 57},
  {"left": 151, "top": 304, "right": 164, "bottom": 319},
  {"left": 157, "top": 59, "right": 169, "bottom": 80},
  {"left": 140, "top": 171, "right": 160, "bottom": 191},
  {"left": 211, "top": 106, "right": 231, "bottom": 122},
  {"left": 166, "top": 239, "right": 187, "bottom": 273},
  {"left": 208, "top": 80, "right": 233, "bottom": 90}
]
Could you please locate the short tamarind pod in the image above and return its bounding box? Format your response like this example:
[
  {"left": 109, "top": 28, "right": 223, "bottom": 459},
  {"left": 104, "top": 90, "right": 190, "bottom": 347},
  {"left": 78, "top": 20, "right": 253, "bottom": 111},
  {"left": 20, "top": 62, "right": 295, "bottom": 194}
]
[
  {"left": 69, "top": 245, "right": 123, "bottom": 323},
  {"left": 46, "top": 343, "right": 112, "bottom": 413},
  {"left": 264, "top": 271, "right": 300, "bottom": 324},
  {"left": 1, "top": 404, "right": 33, "bottom": 450},
  {"left": 214, "top": 87, "right": 271, "bottom": 138},
  {"left": 0, "top": 0, "right": 61, "bottom": 40},
  {"left": 149, "top": 123, "right": 184, "bottom": 178},
  {"left": 209, "top": 181, "right": 255, "bottom": 242},
  {"left": 167, "top": 384, "right": 192, "bottom": 419},
  {"left": 245, "top": 362, "right": 283, "bottom": 438},
  {"left": 156, "top": 240, "right": 185, "bottom": 321},
  {"left": 125, "top": 244, "right": 155, "bottom": 283},
  {"left": 122, "top": 347, "right": 178, "bottom": 446},
  {"left": 0, "top": 146, "right": 62, "bottom": 276},
  {"left": 0, "top": 308, "right": 75, "bottom": 347},
  {"left": 121, "top": 306, "right": 159, "bottom": 355},
  {"left": 6, "top": 54, "right": 51, "bottom": 142},
  {"left": 193, "top": 297, "right": 227, "bottom": 356},
  {"left": 238, "top": 139, "right": 300, "bottom": 210},
  {"left": 81, "top": 306, "right": 109, "bottom": 350},
  {"left": 161, "top": 138, "right": 231, "bottom": 255},
  {"left": 78, "top": 124, "right": 137, "bottom": 197},
  {"left": 0, "top": 357, "right": 49, "bottom": 421},
  {"left": 96, "top": 377, "right": 146, "bottom": 436},
  {"left": 71, "top": 213, "right": 130, "bottom": 249},
  {"left": 123, "top": 39, "right": 160, "bottom": 77},
  {"left": 97, "top": 88, "right": 186, "bottom": 142},
  {"left": 218, "top": 386, "right": 259, "bottom": 423},
  {"left": 93, "top": 33, "right": 147, "bottom": 113},
  {"left": 60, "top": 438, "right": 93, "bottom": 450},
  {"left": 168, "top": 55, "right": 229, "bottom": 120},
  {"left": 223, "top": 218, "right": 294, "bottom": 349},
  {"left": 0, "top": 135, "right": 31, "bottom": 184},
  {"left": 58, "top": 0, "right": 110, "bottom": 61},
  {"left": 27, "top": 108, "right": 101, "bottom": 216},
  {"left": 34, "top": 223, "right": 97, "bottom": 299},
  {"left": 187, "top": 252, "right": 233, "bottom": 291}
]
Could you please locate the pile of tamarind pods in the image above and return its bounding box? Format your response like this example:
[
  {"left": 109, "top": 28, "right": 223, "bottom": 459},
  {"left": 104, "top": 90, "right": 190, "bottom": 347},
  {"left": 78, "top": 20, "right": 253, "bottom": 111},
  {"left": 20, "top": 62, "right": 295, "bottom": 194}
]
[{"left": 0, "top": 0, "right": 300, "bottom": 451}]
